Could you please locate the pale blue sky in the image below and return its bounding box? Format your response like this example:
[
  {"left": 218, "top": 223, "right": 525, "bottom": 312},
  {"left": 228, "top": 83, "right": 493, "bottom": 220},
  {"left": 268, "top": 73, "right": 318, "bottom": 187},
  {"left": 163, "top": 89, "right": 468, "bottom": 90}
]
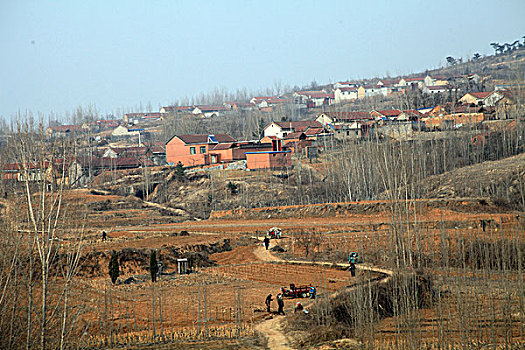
[{"left": 1, "top": 0, "right": 524, "bottom": 120}]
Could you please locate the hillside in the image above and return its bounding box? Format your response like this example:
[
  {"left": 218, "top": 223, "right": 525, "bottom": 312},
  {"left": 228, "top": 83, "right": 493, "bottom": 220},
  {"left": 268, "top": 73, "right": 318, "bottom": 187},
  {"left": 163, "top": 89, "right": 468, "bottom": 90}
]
[{"left": 415, "top": 152, "right": 525, "bottom": 209}]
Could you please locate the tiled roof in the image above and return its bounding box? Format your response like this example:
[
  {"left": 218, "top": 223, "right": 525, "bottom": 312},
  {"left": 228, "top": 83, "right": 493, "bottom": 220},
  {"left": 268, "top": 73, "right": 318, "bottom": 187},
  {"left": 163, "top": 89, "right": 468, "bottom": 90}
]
[
  {"left": 305, "top": 128, "right": 324, "bottom": 135},
  {"left": 274, "top": 120, "right": 323, "bottom": 130},
  {"left": 283, "top": 132, "right": 305, "bottom": 140},
  {"left": 212, "top": 143, "right": 236, "bottom": 150},
  {"left": 174, "top": 134, "right": 236, "bottom": 144},
  {"left": 469, "top": 92, "right": 492, "bottom": 99},
  {"left": 375, "top": 109, "right": 402, "bottom": 117},
  {"left": 323, "top": 112, "right": 372, "bottom": 121},
  {"left": 337, "top": 87, "right": 358, "bottom": 92},
  {"left": 402, "top": 109, "right": 422, "bottom": 116}
]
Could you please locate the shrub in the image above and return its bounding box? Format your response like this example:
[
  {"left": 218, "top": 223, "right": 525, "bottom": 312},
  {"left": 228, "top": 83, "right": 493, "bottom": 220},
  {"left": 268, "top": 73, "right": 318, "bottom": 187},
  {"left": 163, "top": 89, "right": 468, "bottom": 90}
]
[
  {"left": 108, "top": 250, "right": 120, "bottom": 284},
  {"left": 149, "top": 250, "right": 158, "bottom": 282}
]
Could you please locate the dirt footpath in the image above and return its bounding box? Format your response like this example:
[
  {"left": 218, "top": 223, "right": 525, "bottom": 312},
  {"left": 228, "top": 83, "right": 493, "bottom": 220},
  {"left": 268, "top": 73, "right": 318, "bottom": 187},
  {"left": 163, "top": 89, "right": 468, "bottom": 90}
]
[{"left": 255, "top": 316, "right": 292, "bottom": 350}]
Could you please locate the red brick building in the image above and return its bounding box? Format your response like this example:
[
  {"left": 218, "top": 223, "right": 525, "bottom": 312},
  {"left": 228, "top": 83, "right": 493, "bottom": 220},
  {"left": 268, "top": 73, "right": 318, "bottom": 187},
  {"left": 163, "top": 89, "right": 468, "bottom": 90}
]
[{"left": 165, "top": 134, "right": 236, "bottom": 167}]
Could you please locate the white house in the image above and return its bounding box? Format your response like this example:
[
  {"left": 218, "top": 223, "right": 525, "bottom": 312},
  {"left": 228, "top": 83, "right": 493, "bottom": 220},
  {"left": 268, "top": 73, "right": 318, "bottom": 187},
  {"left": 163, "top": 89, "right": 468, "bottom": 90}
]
[
  {"left": 397, "top": 77, "right": 425, "bottom": 88},
  {"left": 192, "top": 105, "right": 230, "bottom": 118},
  {"left": 334, "top": 81, "right": 359, "bottom": 89},
  {"left": 424, "top": 75, "right": 449, "bottom": 87},
  {"left": 363, "top": 85, "right": 389, "bottom": 98},
  {"left": 483, "top": 91, "right": 506, "bottom": 107},
  {"left": 334, "top": 87, "right": 359, "bottom": 103},
  {"left": 263, "top": 121, "right": 323, "bottom": 139},
  {"left": 112, "top": 125, "right": 140, "bottom": 137},
  {"left": 422, "top": 85, "right": 449, "bottom": 94}
]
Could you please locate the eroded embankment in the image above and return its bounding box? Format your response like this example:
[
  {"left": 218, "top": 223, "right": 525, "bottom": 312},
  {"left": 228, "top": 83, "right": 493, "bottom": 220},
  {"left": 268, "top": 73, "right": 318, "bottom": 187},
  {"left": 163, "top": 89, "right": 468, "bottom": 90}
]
[
  {"left": 66, "top": 239, "right": 232, "bottom": 278},
  {"left": 210, "top": 198, "right": 506, "bottom": 220}
]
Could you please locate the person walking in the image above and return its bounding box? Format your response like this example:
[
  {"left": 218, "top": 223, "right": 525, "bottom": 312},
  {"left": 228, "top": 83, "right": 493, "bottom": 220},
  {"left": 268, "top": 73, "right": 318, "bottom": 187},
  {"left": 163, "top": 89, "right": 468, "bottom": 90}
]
[
  {"left": 277, "top": 293, "right": 285, "bottom": 315},
  {"left": 265, "top": 293, "right": 273, "bottom": 313},
  {"left": 263, "top": 236, "right": 270, "bottom": 250},
  {"left": 101, "top": 230, "right": 107, "bottom": 241},
  {"left": 349, "top": 262, "right": 356, "bottom": 277}
]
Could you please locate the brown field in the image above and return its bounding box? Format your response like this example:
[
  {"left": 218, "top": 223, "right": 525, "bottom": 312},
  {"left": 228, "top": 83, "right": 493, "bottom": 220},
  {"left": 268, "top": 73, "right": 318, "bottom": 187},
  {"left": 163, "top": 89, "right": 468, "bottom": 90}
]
[
  {"left": 5, "top": 188, "right": 523, "bottom": 348},
  {"left": 51, "top": 188, "right": 521, "bottom": 348}
]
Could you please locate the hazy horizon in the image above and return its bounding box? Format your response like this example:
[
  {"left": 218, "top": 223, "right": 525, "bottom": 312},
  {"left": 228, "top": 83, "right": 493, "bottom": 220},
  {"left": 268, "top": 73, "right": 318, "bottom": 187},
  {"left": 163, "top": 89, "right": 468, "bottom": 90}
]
[{"left": 1, "top": 0, "right": 524, "bottom": 120}]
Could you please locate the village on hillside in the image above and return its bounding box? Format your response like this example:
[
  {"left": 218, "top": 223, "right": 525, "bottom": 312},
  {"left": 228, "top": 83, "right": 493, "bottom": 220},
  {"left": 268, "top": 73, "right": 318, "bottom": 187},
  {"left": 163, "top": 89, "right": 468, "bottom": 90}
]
[{"left": 3, "top": 43, "right": 523, "bottom": 184}]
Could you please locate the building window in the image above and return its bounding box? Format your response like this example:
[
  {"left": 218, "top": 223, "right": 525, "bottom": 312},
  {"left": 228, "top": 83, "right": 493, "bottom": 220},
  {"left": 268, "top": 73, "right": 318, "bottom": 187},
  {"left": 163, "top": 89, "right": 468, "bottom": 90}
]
[
  {"left": 190, "top": 147, "right": 196, "bottom": 154},
  {"left": 200, "top": 146, "right": 206, "bottom": 154}
]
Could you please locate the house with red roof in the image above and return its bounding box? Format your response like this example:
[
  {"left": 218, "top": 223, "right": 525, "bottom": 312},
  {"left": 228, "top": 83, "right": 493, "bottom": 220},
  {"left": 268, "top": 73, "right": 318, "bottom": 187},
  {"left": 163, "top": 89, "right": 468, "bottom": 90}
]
[
  {"left": 370, "top": 109, "right": 403, "bottom": 120},
  {"left": 45, "top": 125, "right": 84, "bottom": 137},
  {"left": 192, "top": 105, "right": 231, "bottom": 118},
  {"left": 165, "top": 134, "right": 237, "bottom": 167},
  {"left": 334, "top": 81, "right": 359, "bottom": 89},
  {"left": 458, "top": 92, "right": 492, "bottom": 105},
  {"left": 316, "top": 112, "right": 373, "bottom": 126},
  {"left": 315, "top": 112, "right": 375, "bottom": 139},
  {"left": 397, "top": 77, "right": 425, "bottom": 89},
  {"left": 263, "top": 120, "right": 323, "bottom": 139},
  {"left": 293, "top": 90, "right": 334, "bottom": 107}
]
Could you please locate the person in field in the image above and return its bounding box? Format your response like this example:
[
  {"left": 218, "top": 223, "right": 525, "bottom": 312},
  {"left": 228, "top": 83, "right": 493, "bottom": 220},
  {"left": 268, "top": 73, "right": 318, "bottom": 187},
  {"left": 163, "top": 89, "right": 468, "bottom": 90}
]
[
  {"left": 265, "top": 293, "right": 273, "bottom": 312},
  {"left": 277, "top": 293, "right": 285, "bottom": 315},
  {"left": 349, "top": 262, "right": 356, "bottom": 277},
  {"left": 295, "top": 302, "right": 303, "bottom": 313},
  {"left": 263, "top": 236, "right": 270, "bottom": 250}
]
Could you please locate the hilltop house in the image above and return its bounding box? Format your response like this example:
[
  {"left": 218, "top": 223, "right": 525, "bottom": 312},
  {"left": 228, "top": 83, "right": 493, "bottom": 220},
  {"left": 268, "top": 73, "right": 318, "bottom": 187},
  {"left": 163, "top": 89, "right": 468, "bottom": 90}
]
[
  {"left": 334, "top": 87, "right": 359, "bottom": 103},
  {"left": 160, "top": 106, "right": 194, "bottom": 114},
  {"left": 316, "top": 112, "right": 373, "bottom": 126},
  {"left": 245, "top": 139, "right": 292, "bottom": 170},
  {"left": 165, "top": 134, "right": 236, "bottom": 167},
  {"left": 124, "top": 112, "right": 167, "bottom": 123},
  {"left": 458, "top": 92, "right": 492, "bottom": 105},
  {"left": 192, "top": 105, "right": 231, "bottom": 118},
  {"left": 293, "top": 90, "right": 334, "bottom": 107},
  {"left": 45, "top": 125, "right": 84, "bottom": 137},
  {"left": 423, "top": 85, "right": 450, "bottom": 94},
  {"left": 424, "top": 75, "right": 449, "bottom": 87},
  {"left": 370, "top": 109, "right": 403, "bottom": 120},
  {"left": 112, "top": 125, "right": 142, "bottom": 139},
  {"left": 334, "top": 81, "right": 359, "bottom": 89},
  {"left": 263, "top": 120, "right": 323, "bottom": 139},
  {"left": 397, "top": 77, "right": 425, "bottom": 89}
]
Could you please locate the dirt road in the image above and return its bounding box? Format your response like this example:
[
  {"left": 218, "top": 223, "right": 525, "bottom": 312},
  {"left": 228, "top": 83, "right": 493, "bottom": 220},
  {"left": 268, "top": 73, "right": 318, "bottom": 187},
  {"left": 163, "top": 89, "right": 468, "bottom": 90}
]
[
  {"left": 252, "top": 244, "right": 393, "bottom": 350},
  {"left": 255, "top": 315, "right": 292, "bottom": 350}
]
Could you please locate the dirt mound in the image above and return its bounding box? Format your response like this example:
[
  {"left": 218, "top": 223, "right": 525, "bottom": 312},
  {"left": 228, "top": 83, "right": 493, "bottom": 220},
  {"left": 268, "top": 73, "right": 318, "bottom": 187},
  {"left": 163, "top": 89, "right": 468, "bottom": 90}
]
[{"left": 414, "top": 153, "right": 525, "bottom": 210}]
